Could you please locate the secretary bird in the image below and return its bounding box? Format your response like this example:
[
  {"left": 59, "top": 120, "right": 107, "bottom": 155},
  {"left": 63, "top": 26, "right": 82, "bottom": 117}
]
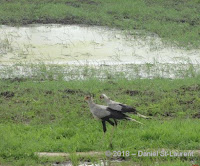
[
  {"left": 100, "top": 94, "right": 150, "bottom": 119},
  {"left": 84, "top": 96, "right": 143, "bottom": 133}
]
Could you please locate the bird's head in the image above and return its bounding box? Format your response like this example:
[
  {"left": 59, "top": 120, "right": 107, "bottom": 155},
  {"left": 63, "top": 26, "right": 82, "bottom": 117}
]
[
  {"left": 84, "top": 95, "right": 92, "bottom": 102},
  {"left": 100, "top": 94, "right": 109, "bottom": 100}
]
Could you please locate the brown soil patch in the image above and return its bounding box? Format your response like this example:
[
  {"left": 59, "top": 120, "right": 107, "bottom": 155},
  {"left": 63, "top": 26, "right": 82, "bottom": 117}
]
[
  {"left": 125, "top": 90, "right": 140, "bottom": 96},
  {"left": 193, "top": 112, "right": 200, "bottom": 119},
  {"left": 180, "top": 84, "right": 200, "bottom": 92},
  {"left": 0, "top": 91, "right": 15, "bottom": 98}
]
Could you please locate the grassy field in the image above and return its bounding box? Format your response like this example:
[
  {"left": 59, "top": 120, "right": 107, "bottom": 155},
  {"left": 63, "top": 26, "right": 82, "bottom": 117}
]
[
  {"left": 0, "top": 75, "right": 200, "bottom": 165},
  {"left": 0, "top": 0, "right": 200, "bottom": 48},
  {"left": 0, "top": 0, "right": 200, "bottom": 165}
]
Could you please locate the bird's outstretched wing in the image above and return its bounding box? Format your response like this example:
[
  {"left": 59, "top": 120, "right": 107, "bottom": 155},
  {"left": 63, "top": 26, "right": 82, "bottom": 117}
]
[
  {"left": 105, "top": 107, "right": 143, "bottom": 125},
  {"left": 118, "top": 104, "right": 150, "bottom": 119},
  {"left": 118, "top": 104, "right": 137, "bottom": 114},
  {"left": 105, "top": 107, "right": 129, "bottom": 120}
]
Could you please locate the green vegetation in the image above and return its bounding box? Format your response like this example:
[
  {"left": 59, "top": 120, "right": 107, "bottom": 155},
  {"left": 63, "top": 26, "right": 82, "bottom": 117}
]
[
  {"left": 0, "top": 0, "right": 200, "bottom": 48},
  {"left": 0, "top": 0, "right": 200, "bottom": 165},
  {"left": 0, "top": 75, "right": 200, "bottom": 165},
  {"left": 1, "top": 62, "right": 200, "bottom": 81}
]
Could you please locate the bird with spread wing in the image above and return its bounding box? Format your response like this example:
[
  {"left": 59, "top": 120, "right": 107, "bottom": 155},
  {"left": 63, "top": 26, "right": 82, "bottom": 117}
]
[
  {"left": 84, "top": 95, "right": 143, "bottom": 133},
  {"left": 100, "top": 94, "right": 150, "bottom": 119}
]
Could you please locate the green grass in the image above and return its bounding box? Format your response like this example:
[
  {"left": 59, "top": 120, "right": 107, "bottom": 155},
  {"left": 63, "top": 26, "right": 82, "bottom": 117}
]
[
  {"left": 0, "top": 0, "right": 200, "bottom": 48},
  {"left": 0, "top": 1, "right": 200, "bottom": 164},
  {"left": 1, "top": 62, "right": 200, "bottom": 81},
  {"left": 0, "top": 77, "right": 200, "bottom": 165}
]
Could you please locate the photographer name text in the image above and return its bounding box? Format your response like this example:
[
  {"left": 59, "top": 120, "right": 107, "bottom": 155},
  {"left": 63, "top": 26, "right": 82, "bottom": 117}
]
[{"left": 105, "top": 150, "right": 194, "bottom": 157}]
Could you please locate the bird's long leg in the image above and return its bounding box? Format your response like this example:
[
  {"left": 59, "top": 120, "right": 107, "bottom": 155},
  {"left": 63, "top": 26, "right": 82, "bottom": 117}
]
[
  {"left": 101, "top": 121, "right": 106, "bottom": 145},
  {"left": 107, "top": 119, "right": 117, "bottom": 149},
  {"left": 107, "top": 119, "right": 114, "bottom": 126},
  {"left": 113, "top": 119, "right": 117, "bottom": 126},
  {"left": 102, "top": 120, "right": 107, "bottom": 133}
]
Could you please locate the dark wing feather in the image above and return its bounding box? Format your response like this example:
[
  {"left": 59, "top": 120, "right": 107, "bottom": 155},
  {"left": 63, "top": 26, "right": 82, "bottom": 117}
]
[
  {"left": 119, "top": 104, "right": 137, "bottom": 114},
  {"left": 104, "top": 107, "right": 129, "bottom": 120}
]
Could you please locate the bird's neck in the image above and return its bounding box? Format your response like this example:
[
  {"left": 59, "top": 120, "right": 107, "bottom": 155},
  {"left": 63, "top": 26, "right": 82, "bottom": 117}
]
[
  {"left": 104, "top": 98, "right": 111, "bottom": 104},
  {"left": 87, "top": 100, "right": 95, "bottom": 108}
]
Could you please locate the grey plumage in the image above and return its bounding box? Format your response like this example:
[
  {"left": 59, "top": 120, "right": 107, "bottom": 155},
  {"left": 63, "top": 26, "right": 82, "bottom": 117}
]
[
  {"left": 100, "top": 94, "right": 150, "bottom": 119},
  {"left": 85, "top": 96, "right": 143, "bottom": 133},
  {"left": 85, "top": 96, "right": 111, "bottom": 120}
]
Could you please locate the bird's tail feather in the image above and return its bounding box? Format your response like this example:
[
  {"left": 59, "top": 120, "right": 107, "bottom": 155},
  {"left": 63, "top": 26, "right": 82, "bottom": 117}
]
[
  {"left": 137, "top": 113, "right": 151, "bottom": 119},
  {"left": 126, "top": 117, "right": 144, "bottom": 125}
]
